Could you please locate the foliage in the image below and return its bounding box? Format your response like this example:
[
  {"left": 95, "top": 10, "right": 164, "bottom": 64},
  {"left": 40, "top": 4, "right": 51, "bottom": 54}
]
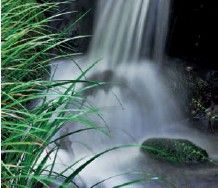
[{"left": 1, "top": 0, "right": 102, "bottom": 187}]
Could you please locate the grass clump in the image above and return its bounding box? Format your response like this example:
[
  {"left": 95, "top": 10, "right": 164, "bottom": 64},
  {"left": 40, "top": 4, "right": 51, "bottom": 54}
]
[{"left": 1, "top": 0, "right": 102, "bottom": 187}]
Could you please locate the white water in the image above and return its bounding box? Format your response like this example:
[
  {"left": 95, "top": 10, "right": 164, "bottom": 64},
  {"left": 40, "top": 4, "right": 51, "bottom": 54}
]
[
  {"left": 89, "top": 0, "right": 170, "bottom": 67},
  {"left": 48, "top": 0, "right": 218, "bottom": 187}
]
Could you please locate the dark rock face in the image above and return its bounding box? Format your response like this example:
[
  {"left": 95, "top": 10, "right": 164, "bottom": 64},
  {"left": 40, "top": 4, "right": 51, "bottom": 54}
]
[{"left": 141, "top": 138, "right": 209, "bottom": 164}]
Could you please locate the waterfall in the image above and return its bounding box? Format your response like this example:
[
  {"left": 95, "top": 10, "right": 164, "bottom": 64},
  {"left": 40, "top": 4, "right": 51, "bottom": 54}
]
[
  {"left": 50, "top": 0, "right": 193, "bottom": 187},
  {"left": 63, "top": 0, "right": 183, "bottom": 186},
  {"left": 89, "top": 0, "right": 171, "bottom": 66}
]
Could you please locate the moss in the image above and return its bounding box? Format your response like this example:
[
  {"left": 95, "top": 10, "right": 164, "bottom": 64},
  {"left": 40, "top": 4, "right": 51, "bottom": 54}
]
[{"left": 141, "top": 138, "right": 209, "bottom": 164}]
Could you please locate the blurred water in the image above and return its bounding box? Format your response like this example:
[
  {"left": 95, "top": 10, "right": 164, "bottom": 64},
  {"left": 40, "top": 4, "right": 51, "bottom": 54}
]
[
  {"left": 49, "top": 0, "right": 218, "bottom": 187},
  {"left": 52, "top": 58, "right": 218, "bottom": 188}
]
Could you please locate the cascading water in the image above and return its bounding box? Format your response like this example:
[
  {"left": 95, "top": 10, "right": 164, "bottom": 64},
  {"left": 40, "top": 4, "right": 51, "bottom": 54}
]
[
  {"left": 64, "top": 0, "right": 178, "bottom": 149},
  {"left": 89, "top": 0, "right": 170, "bottom": 66},
  {"left": 89, "top": 0, "right": 150, "bottom": 66},
  {"left": 50, "top": 0, "right": 218, "bottom": 187}
]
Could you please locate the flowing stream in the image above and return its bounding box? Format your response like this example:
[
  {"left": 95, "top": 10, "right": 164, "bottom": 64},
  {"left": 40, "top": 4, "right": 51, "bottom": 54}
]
[{"left": 50, "top": 0, "right": 218, "bottom": 187}]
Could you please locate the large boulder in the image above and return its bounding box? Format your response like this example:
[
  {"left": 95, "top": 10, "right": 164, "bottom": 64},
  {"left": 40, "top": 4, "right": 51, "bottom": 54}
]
[{"left": 141, "top": 138, "right": 209, "bottom": 164}]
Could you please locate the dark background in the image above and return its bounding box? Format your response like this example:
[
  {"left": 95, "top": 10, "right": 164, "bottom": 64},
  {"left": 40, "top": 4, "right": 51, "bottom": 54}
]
[{"left": 167, "top": 0, "right": 218, "bottom": 70}]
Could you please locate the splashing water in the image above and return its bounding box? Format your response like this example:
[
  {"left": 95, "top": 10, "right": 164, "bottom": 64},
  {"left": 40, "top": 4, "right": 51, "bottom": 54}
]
[{"left": 50, "top": 0, "right": 218, "bottom": 187}]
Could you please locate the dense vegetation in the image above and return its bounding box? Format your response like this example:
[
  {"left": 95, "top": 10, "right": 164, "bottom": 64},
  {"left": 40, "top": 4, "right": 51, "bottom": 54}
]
[{"left": 1, "top": 0, "right": 101, "bottom": 187}]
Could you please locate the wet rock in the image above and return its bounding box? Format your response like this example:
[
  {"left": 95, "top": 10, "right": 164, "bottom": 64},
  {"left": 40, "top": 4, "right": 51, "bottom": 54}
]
[
  {"left": 141, "top": 138, "right": 209, "bottom": 164},
  {"left": 83, "top": 70, "right": 114, "bottom": 96}
]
